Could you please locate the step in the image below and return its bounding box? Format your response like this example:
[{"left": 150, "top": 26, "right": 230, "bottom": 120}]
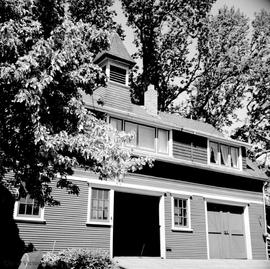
[{"left": 114, "top": 258, "right": 270, "bottom": 269}]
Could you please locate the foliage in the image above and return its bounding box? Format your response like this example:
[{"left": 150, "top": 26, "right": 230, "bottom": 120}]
[
  {"left": 0, "top": 185, "right": 25, "bottom": 269},
  {"left": 41, "top": 248, "right": 117, "bottom": 269},
  {"left": 121, "top": 0, "right": 216, "bottom": 111},
  {"left": 232, "top": 10, "right": 270, "bottom": 176},
  {"left": 0, "top": 0, "right": 151, "bottom": 206},
  {"left": 181, "top": 7, "right": 250, "bottom": 130},
  {"left": 68, "top": 0, "right": 124, "bottom": 38}
]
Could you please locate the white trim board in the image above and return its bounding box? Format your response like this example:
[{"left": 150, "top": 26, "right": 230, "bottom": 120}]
[{"left": 67, "top": 175, "right": 263, "bottom": 205}]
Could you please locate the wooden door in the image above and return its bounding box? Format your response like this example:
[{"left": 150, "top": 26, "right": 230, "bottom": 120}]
[{"left": 207, "top": 203, "right": 246, "bottom": 259}]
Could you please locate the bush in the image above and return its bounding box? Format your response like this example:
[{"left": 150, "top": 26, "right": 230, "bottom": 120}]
[{"left": 40, "top": 248, "right": 118, "bottom": 269}]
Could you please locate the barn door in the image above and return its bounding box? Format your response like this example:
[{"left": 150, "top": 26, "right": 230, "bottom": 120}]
[{"left": 207, "top": 203, "right": 246, "bottom": 259}]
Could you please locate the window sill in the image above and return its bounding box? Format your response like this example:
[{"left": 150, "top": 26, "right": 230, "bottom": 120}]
[
  {"left": 14, "top": 217, "right": 46, "bottom": 224},
  {"left": 171, "top": 227, "right": 193, "bottom": 233},
  {"left": 209, "top": 163, "right": 241, "bottom": 171},
  {"left": 86, "top": 221, "right": 112, "bottom": 226}
]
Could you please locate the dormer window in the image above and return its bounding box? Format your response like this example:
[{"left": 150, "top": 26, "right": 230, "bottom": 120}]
[
  {"left": 209, "top": 141, "right": 240, "bottom": 169},
  {"left": 110, "top": 65, "right": 126, "bottom": 85},
  {"left": 110, "top": 117, "right": 169, "bottom": 155}
]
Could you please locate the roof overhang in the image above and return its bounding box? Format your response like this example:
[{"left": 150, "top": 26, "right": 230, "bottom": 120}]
[
  {"left": 94, "top": 52, "right": 136, "bottom": 68},
  {"left": 86, "top": 102, "right": 252, "bottom": 148}
]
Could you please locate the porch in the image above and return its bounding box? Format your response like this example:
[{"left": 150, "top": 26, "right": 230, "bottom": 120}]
[{"left": 115, "top": 257, "right": 270, "bottom": 269}]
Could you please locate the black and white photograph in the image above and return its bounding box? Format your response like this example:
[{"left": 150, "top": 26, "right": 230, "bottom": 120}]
[{"left": 0, "top": 0, "right": 270, "bottom": 268}]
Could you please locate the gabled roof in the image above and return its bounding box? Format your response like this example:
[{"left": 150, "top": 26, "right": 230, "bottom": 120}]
[{"left": 94, "top": 33, "right": 136, "bottom": 67}]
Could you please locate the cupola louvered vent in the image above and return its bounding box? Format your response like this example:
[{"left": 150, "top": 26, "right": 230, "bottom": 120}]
[{"left": 110, "top": 65, "right": 126, "bottom": 84}]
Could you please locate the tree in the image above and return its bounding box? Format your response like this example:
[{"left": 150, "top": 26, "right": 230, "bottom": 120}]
[
  {"left": 0, "top": 0, "right": 151, "bottom": 206},
  {"left": 232, "top": 9, "right": 270, "bottom": 175},
  {"left": 120, "top": 0, "right": 215, "bottom": 111},
  {"left": 68, "top": 0, "right": 124, "bottom": 38},
  {"left": 182, "top": 7, "right": 250, "bottom": 130}
]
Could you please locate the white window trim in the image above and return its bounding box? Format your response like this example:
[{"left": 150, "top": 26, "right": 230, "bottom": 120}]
[
  {"left": 13, "top": 199, "right": 45, "bottom": 223},
  {"left": 86, "top": 186, "right": 114, "bottom": 226},
  {"left": 208, "top": 140, "right": 242, "bottom": 171},
  {"left": 171, "top": 196, "right": 193, "bottom": 232}
]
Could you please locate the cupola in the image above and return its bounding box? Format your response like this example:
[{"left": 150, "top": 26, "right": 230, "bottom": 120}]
[{"left": 94, "top": 33, "right": 136, "bottom": 87}]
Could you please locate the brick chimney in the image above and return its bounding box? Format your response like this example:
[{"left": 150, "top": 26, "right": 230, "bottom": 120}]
[{"left": 145, "top": 84, "right": 158, "bottom": 115}]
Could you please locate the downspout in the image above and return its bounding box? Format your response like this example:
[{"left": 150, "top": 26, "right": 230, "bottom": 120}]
[{"left": 263, "top": 181, "right": 269, "bottom": 260}]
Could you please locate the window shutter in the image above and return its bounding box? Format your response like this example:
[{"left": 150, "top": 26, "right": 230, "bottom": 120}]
[{"left": 110, "top": 65, "right": 126, "bottom": 84}]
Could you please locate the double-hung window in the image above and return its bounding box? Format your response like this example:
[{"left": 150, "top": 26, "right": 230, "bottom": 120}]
[
  {"left": 88, "top": 188, "right": 111, "bottom": 225},
  {"left": 172, "top": 197, "right": 191, "bottom": 231},
  {"left": 14, "top": 195, "right": 44, "bottom": 222},
  {"left": 209, "top": 141, "right": 240, "bottom": 169}
]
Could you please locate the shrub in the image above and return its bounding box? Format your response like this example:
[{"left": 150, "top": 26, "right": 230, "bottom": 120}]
[{"left": 40, "top": 248, "right": 118, "bottom": 269}]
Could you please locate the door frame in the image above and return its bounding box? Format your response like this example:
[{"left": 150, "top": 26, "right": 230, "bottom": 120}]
[
  {"left": 111, "top": 189, "right": 166, "bottom": 258},
  {"left": 205, "top": 200, "right": 252, "bottom": 259}
]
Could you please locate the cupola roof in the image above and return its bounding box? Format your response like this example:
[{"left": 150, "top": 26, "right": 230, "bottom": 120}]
[{"left": 94, "top": 32, "right": 136, "bottom": 67}]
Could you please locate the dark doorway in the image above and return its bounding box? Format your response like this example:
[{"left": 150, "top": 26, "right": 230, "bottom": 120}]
[{"left": 113, "top": 192, "right": 160, "bottom": 257}]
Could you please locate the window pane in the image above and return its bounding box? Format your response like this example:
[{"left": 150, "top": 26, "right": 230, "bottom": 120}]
[
  {"left": 231, "top": 147, "right": 239, "bottom": 168},
  {"left": 20, "top": 197, "right": 26, "bottom": 203},
  {"left": 18, "top": 204, "right": 26, "bottom": 215},
  {"left": 138, "top": 125, "right": 155, "bottom": 150},
  {"left": 125, "top": 122, "right": 137, "bottom": 146},
  {"left": 17, "top": 195, "right": 40, "bottom": 218},
  {"left": 158, "top": 129, "right": 168, "bottom": 153},
  {"left": 91, "top": 210, "right": 97, "bottom": 219},
  {"left": 26, "top": 204, "right": 33, "bottom": 215},
  {"left": 210, "top": 142, "right": 219, "bottom": 164},
  {"left": 220, "top": 145, "right": 229, "bottom": 166},
  {"left": 110, "top": 118, "right": 122, "bottom": 131},
  {"left": 33, "top": 204, "right": 40, "bottom": 216},
  {"left": 92, "top": 189, "right": 97, "bottom": 199}
]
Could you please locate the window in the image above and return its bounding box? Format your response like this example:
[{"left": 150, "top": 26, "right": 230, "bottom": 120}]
[
  {"left": 110, "top": 117, "right": 123, "bottom": 131},
  {"left": 110, "top": 117, "right": 169, "bottom": 154},
  {"left": 210, "top": 142, "right": 219, "bottom": 164},
  {"left": 14, "top": 195, "right": 44, "bottom": 222},
  {"left": 125, "top": 121, "right": 137, "bottom": 146},
  {"left": 231, "top": 147, "right": 239, "bottom": 168},
  {"left": 138, "top": 125, "right": 155, "bottom": 150},
  {"left": 209, "top": 141, "right": 240, "bottom": 169},
  {"left": 90, "top": 188, "right": 110, "bottom": 223},
  {"left": 158, "top": 129, "right": 169, "bottom": 154},
  {"left": 220, "top": 144, "right": 229, "bottom": 166},
  {"left": 172, "top": 197, "right": 191, "bottom": 230},
  {"left": 110, "top": 65, "right": 126, "bottom": 84}
]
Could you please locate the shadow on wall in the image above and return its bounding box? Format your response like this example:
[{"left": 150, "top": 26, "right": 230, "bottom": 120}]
[{"left": 0, "top": 185, "right": 25, "bottom": 269}]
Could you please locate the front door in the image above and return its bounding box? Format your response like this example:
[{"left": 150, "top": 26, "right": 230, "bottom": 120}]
[{"left": 207, "top": 203, "right": 247, "bottom": 259}]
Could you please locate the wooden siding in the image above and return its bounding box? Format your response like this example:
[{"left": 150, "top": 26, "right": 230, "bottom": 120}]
[
  {"left": 103, "top": 82, "right": 131, "bottom": 111},
  {"left": 242, "top": 147, "right": 247, "bottom": 170},
  {"left": 17, "top": 180, "right": 111, "bottom": 253},
  {"left": 249, "top": 203, "right": 267, "bottom": 260},
  {"left": 165, "top": 195, "right": 208, "bottom": 259},
  {"left": 173, "top": 131, "right": 208, "bottom": 164}
]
